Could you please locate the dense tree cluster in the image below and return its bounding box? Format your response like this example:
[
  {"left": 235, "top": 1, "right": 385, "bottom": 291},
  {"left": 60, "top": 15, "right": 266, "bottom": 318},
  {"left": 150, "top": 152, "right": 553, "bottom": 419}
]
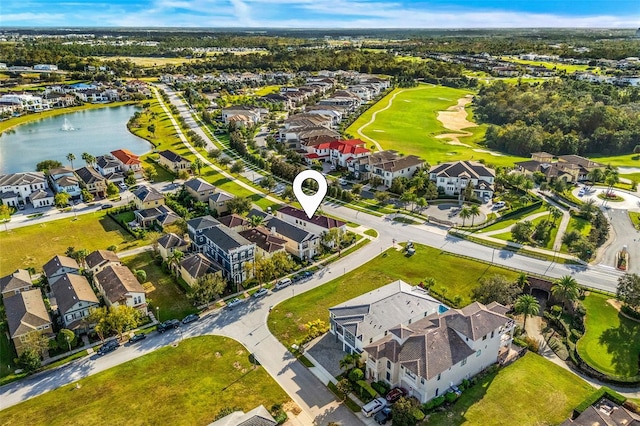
[{"left": 475, "top": 80, "right": 640, "bottom": 156}]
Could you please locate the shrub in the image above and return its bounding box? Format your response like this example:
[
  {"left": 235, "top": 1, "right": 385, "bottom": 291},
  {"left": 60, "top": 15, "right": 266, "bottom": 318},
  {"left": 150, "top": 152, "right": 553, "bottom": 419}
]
[
  {"left": 348, "top": 368, "right": 364, "bottom": 382},
  {"left": 445, "top": 391, "right": 458, "bottom": 403},
  {"left": 621, "top": 304, "right": 640, "bottom": 320},
  {"left": 371, "top": 381, "right": 390, "bottom": 396},
  {"left": 570, "top": 328, "right": 583, "bottom": 341},
  {"left": 356, "top": 380, "right": 378, "bottom": 401}
]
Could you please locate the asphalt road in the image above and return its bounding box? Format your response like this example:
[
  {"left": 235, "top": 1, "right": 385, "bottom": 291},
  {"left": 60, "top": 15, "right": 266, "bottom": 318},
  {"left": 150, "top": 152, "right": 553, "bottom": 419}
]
[{"left": 599, "top": 209, "right": 640, "bottom": 274}]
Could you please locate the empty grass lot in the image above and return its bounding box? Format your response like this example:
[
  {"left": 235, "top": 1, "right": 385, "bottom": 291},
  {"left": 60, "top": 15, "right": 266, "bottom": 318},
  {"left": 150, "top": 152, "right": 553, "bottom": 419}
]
[
  {"left": 121, "top": 251, "right": 197, "bottom": 321},
  {"left": 347, "top": 84, "right": 526, "bottom": 167},
  {"left": 577, "top": 293, "right": 640, "bottom": 379},
  {"left": 426, "top": 352, "right": 594, "bottom": 426},
  {"left": 476, "top": 205, "right": 548, "bottom": 234},
  {"left": 560, "top": 216, "right": 591, "bottom": 252},
  {"left": 0, "top": 336, "right": 291, "bottom": 426},
  {"left": 267, "top": 244, "right": 519, "bottom": 347},
  {"left": 500, "top": 56, "right": 598, "bottom": 74},
  {"left": 0, "top": 212, "right": 149, "bottom": 276}
]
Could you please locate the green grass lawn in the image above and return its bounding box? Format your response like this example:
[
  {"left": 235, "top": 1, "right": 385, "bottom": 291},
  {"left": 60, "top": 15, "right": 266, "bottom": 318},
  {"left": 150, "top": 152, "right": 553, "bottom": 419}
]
[
  {"left": 490, "top": 213, "right": 552, "bottom": 244},
  {"left": 267, "top": 244, "right": 519, "bottom": 347},
  {"left": 476, "top": 205, "right": 548, "bottom": 234},
  {"left": 560, "top": 216, "right": 592, "bottom": 253},
  {"left": 586, "top": 153, "right": 640, "bottom": 168},
  {"left": 577, "top": 293, "right": 640, "bottom": 379},
  {"left": 629, "top": 212, "right": 640, "bottom": 230},
  {"left": 500, "top": 56, "right": 598, "bottom": 74},
  {"left": 121, "top": 251, "right": 197, "bottom": 321},
  {"left": 346, "top": 84, "right": 527, "bottom": 167},
  {"left": 253, "top": 85, "right": 280, "bottom": 96},
  {"left": 426, "top": 352, "right": 594, "bottom": 426},
  {"left": 0, "top": 212, "right": 150, "bottom": 276},
  {"left": 0, "top": 336, "right": 291, "bottom": 426}
]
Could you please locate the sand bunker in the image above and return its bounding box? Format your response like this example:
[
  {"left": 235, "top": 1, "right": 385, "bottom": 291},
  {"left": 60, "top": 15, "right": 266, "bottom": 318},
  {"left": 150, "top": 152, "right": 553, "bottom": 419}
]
[
  {"left": 473, "top": 148, "right": 503, "bottom": 157},
  {"left": 435, "top": 95, "right": 477, "bottom": 145}
]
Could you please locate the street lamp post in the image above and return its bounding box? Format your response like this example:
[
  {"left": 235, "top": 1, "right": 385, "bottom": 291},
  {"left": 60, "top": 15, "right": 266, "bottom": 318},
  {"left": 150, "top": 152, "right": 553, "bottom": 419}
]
[{"left": 156, "top": 306, "right": 160, "bottom": 323}]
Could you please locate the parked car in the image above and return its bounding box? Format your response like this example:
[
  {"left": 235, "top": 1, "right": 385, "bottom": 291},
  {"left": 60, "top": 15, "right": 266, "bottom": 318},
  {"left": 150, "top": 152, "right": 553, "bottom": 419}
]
[
  {"left": 118, "top": 182, "right": 127, "bottom": 190},
  {"left": 291, "top": 274, "right": 304, "bottom": 283},
  {"left": 252, "top": 288, "right": 269, "bottom": 298},
  {"left": 374, "top": 407, "right": 392, "bottom": 424},
  {"left": 157, "top": 319, "right": 180, "bottom": 333},
  {"left": 129, "top": 333, "right": 146, "bottom": 344},
  {"left": 97, "top": 340, "right": 120, "bottom": 355},
  {"left": 274, "top": 278, "right": 292, "bottom": 290},
  {"left": 181, "top": 313, "right": 200, "bottom": 324},
  {"left": 101, "top": 204, "right": 114, "bottom": 210},
  {"left": 493, "top": 201, "right": 506, "bottom": 209},
  {"left": 302, "top": 271, "right": 313, "bottom": 279},
  {"left": 226, "top": 298, "right": 243, "bottom": 308},
  {"left": 361, "top": 397, "right": 387, "bottom": 417},
  {"left": 483, "top": 195, "right": 491, "bottom": 204},
  {"left": 339, "top": 178, "right": 348, "bottom": 186},
  {"left": 385, "top": 387, "right": 407, "bottom": 403}
]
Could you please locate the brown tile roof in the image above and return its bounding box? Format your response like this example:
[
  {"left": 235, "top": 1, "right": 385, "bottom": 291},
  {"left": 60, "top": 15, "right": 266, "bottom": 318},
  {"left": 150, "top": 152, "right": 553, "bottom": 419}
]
[
  {"left": 5, "top": 289, "right": 51, "bottom": 338},
  {"left": 278, "top": 206, "right": 346, "bottom": 229},
  {"left": 217, "top": 214, "right": 248, "bottom": 229},
  {"left": 95, "top": 265, "right": 145, "bottom": 303},
  {"left": 180, "top": 254, "right": 221, "bottom": 281},
  {"left": 51, "top": 273, "right": 99, "bottom": 315},
  {"left": 85, "top": 250, "right": 120, "bottom": 270},
  {"left": 239, "top": 227, "right": 287, "bottom": 253},
  {"left": 0, "top": 269, "right": 32, "bottom": 296}
]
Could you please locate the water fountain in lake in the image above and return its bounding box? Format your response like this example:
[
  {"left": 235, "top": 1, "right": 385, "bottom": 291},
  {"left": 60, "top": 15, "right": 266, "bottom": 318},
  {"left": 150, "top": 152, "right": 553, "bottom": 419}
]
[{"left": 60, "top": 118, "right": 77, "bottom": 131}]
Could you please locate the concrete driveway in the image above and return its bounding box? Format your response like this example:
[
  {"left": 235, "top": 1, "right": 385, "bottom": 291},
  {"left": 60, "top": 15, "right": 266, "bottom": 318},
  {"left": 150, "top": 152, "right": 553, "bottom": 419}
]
[
  {"left": 598, "top": 209, "right": 640, "bottom": 273},
  {"left": 423, "top": 202, "right": 488, "bottom": 226}
]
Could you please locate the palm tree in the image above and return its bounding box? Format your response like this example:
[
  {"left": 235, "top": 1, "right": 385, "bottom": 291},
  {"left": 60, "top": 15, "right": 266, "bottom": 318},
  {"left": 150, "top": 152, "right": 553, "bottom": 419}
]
[
  {"left": 514, "top": 294, "right": 540, "bottom": 331},
  {"left": 604, "top": 171, "right": 619, "bottom": 198},
  {"left": 191, "top": 158, "right": 204, "bottom": 176},
  {"left": 551, "top": 275, "right": 580, "bottom": 312},
  {"left": 548, "top": 206, "right": 562, "bottom": 225},
  {"left": 587, "top": 168, "right": 604, "bottom": 184},
  {"left": 66, "top": 153, "right": 76, "bottom": 170},
  {"left": 516, "top": 273, "right": 529, "bottom": 289},
  {"left": 459, "top": 206, "right": 472, "bottom": 226},
  {"left": 249, "top": 215, "right": 264, "bottom": 228},
  {"left": 167, "top": 249, "right": 185, "bottom": 275},
  {"left": 81, "top": 152, "right": 95, "bottom": 166},
  {"left": 469, "top": 204, "right": 481, "bottom": 226}
]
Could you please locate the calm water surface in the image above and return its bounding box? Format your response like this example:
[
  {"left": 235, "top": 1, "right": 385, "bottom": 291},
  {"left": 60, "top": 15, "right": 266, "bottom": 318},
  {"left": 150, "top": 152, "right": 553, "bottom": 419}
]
[{"left": 0, "top": 105, "right": 150, "bottom": 174}]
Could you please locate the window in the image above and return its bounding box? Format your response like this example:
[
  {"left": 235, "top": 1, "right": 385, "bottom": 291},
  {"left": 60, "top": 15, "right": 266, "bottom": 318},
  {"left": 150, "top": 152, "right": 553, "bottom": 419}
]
[
  {"left": 386, "top": 372, "right": 391, "bottom": 381},
  {"left": 491, "top": 331, "right": 495, "bottom": 338},
  {"left": 476, "top": 350, "right": 482, "bottom": 357},
  {"left": 369, "top": 338, "right": 373, "bottom": 344},
  {"left": 387, "top": 360, "right": 391, "bottom": 369},
  {"left": 435, "top": 388, "right": 439, "bottom": 396},
  {"left": 483, "top": 334, "right": 487, "bottom": 341},
  {"left": 437, "top": 373, "right": 441, "bottom": 381},
  {"left": 461, "top": 358, "right": 467, "bottom": 366},
  {"left": 421, "top": 377, "right": 425, "bottom": 385}
]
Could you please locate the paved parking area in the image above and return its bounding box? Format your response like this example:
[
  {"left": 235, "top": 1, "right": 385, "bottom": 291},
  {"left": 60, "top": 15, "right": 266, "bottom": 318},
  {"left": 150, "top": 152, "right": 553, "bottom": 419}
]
[
  {"left": 306, "top": 333, "right": 346, "bottom": 379},
  {"left": 423, "top": 202, "right": 489, "bottom": 225}
]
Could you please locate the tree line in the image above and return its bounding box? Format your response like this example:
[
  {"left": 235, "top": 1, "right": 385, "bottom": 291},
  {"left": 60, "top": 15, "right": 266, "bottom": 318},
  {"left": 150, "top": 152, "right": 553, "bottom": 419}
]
[{"left": 475, "top": 79, "right": 640, "bottom": 156}]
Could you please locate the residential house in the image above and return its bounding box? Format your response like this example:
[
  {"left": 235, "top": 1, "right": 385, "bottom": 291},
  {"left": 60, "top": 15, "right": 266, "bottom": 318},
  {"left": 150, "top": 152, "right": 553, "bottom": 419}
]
[
  {"left": 94, "top": 264, "right": 147, "bottom": 314},
  {"left": 560, "top": 398, "right": 640, "bottom": 426},
  {"left": 238, "top": 226, "right": 287, "bottom": 258},
  {"left": 75, "top": 166, "right": 107, "bottom": 198},
  {"left": 134, "top": 204, "right": 180, "bottom": 229},
  {"left": 248, "top": 209, "right": 321, "bottom": 260},
  {"left": 303, "top": 139, "right": 370, "bottom": 168},
  {"left": 557, "top": 155, "right": 606, "bottom": 181},
  {"left": 158, "top": 150, "right": 191, "bottom": 174},
  {"left": 184, "top": 178, "right": 216, "bottom": 202},
  {"left": 157, "top": 233, "right": 190, "bottom": 262},
  {"left": 50, "top": 273, "right": 100, "bottom": 330},
  {"left": 48, "top": 167, "right": 81, "bottom": 199},
  {"left": 281, "top": 126, "right": 340, "bottom": 150},
  {"left": 110, "top": 149, "right": 143, "bottom": 178},
  {"left": 5, "top": 289, "right": 52, "bottom": 355},
  {"left": 95, "top": 154, "right": 122, "bottom": 176},
  {"left": 304, "top": 105, "right": 345, "bottom": 126},
  {"left": 29, "top": 189, "right": 55, "bottom": 208},
  {"left": 0, "top": 172, "right": 49, "bottom": 208},
  {"left": 221, "top": 105, "right": 261, "bottom": 125},
  {"left": 217, "top": 214, "right": 249, "bottom": 231},
  {"left": 200, "top": 226, "right": 255, "bottom": 283},
  {"left": 362, "top": 299, "right": 514, "bottom": 403},
  {"left": 329, "top": 280, "right": 446, "bottom": 354},
  {"left": 85, "top": 250, "right": 121, "bottom": 275},
  {"left": 187, "top": 215, "right": 222, "bottom": 251},
  {"left": 208, "top": 191, "right": 234, "bottom": 215},
  {"left": 179, "top": 253, "right": 223, "bottom": 287},
  {"left": 349, "top": 151, "right": 425, "bottom": 187},
  {"left": 277, "top": 206, "right": 346, "bottom": 236},
  {"left": 132, "top": 186, "right": 165, "bottom": 210},
  {"left": 0, "top": 269, "right": 33, "bottom": 298},
  {"left": 0, "top": 94, "right": 48, "bottom": 112},
  {"left": 514, "top": 152, "right": 604, "bottom": 183},
  {"left": 429, "top": 161, "right": 495, "bottom": 199},
  {"left": 43, "top": 255, "right": 80, "bottom": 285},
  {"left": 209, "top": 405, "right": 277, "bottom": 426}
]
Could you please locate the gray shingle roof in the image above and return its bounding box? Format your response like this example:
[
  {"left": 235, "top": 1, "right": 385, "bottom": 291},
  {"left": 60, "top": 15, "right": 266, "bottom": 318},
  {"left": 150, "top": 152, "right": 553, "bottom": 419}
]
[
  {"left": 158, "top": 150, "right": 188, "bottom": 164},
  {"left": 180, "top": 254, "right": 221, "bottom": 280},
  {"left": 187, "top": 215, "right": 221, "bottom": 232},
  {"left": 43, "top": 255, "right": 80, "bottom": 279},
  {"left": 184, "top": 178, "right": 216, "bottom": 193},
  {"left": 0, "top": 172, "right": 46, "bottom": 187},
  {"left": 5, "top": 289, "right": 51, "bottom": 338},
  {"left": 0, "top": 269, "right": 32, "bottom": 295},
  {"left": 248, "top": 209, "right": 315, "bottom": 244},
  {"left": 133, "top": 186, "right": 164, "bottom": 203},
  {"left": 158, "top": 233, "right": 188, "bottom": 249},
  {"left": 202, "top": 226, "right": 252, "bottom": 252},
  {"left": 85, "top": 250, "right": 120, "bottom": 270},
  {"left": 429, "top": 160, "right": 495, "bottom": 179},
  {"left": 74, "top": 166, "right": 105, "bottom": 185},
  {"left": 51, "top": 273, "right": 99, "bottom": 315}
]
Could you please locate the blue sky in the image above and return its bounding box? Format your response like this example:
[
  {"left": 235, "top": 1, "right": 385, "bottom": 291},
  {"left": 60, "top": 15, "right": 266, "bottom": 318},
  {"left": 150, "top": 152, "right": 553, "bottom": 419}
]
[{"left": 2, "top": 0, "right": 639, "bottom": 28}]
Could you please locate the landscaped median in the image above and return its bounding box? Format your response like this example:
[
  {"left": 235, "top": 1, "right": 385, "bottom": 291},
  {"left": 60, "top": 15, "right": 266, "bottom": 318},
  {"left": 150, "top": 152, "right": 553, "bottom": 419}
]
[{"left": 0, "top": 336, "right": 292, "bottom": 426}]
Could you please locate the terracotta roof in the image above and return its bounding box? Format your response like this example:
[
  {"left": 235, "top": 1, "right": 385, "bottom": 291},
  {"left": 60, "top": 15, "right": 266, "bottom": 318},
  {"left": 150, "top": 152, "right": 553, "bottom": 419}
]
[
  {"left": 278, "top": 206, "right": 346, "bottom": 229},
  {"left": 111, "top": 149, "right": 141, "bottom": 165},
  {"left": 95, "top": 264, "right": 145, "bottom": 303},
  {"left": 5, "top": 289, "right": 51, "bottom": 338},
  {"left": 51, "top": 273, "right": 99, "bottom": 315}
]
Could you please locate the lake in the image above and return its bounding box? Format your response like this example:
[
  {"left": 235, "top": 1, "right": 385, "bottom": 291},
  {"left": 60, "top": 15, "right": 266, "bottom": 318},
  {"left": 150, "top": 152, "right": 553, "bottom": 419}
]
[{"left": 0, "top": 105, "right": 151, "bottom": 174}]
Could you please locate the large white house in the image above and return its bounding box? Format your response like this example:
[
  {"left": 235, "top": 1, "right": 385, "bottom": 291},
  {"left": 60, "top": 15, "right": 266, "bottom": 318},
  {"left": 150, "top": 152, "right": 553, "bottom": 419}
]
[
  {"left": 429, "top": 160, "right": 495, "bottom": 199},
  {"left": 0, "top": 172, "right": 50, "bottom": 208},
  {"left": 348, "top": 151, "right": 425, "bottom": 187},
  {"left": 364, "top": 300, "right": 514, "bottom": 403}
]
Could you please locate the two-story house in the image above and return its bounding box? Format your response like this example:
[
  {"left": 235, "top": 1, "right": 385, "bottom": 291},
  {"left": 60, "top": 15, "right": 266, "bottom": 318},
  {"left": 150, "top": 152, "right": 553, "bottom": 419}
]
[
  {"left": 363, "top": 301, "right": 514, "bottom": 403},
  {"left": 429, "top": 160, "right": 495, "bottom": 199},
  {"left": 0, "top": 269, "right": 33, "bottom": 298},
  {"left": 43, "top": 255, "right": 80, "bottom": 285},
  {"left": 208, "top": 191, "right": 234, "bottom": 215},
  {"left": 110, "top": 149, "right": 143, "bottom": 179},
  {"left": 5, "top": 289, "right": 52, "bottom": 355},
  {"left": 184, "top": 178, "right": 216, "bottom": 203},
  {"left": 50, "top": 273, "right": 100, "bottom": 331},
  {"left": 48, "top": 167, "right": 81, "bottom": 199},
  {"left": 247, "top": 209, "right": 321, "bottom": 260},
  {"left": 0, "top": 171, "right": 50, "bottom": 208},
  {"left": 238, "top": 227, "right": 287, "bottom": 259},
  {"left": 133, "top": 186, "right": 164, "bottom": 210},
  {"left": 85, "top": 249, "right": 121, "bottom": 276},
  {"left": 276, "top": 206, "right": 346, "bottom": 236},
  {"left": 200, "top": 226, "right": 255, "bottom": 284},
  {"left": 157, "top": 233, "right": 190, "bottom": 262},
  {"left": 132, "top": 186, "right": 180, "bottom": 229},
  {"left": 158, "top": 150, "right": 191, "bottom": 174},
  {"left": 187, "top": 215, "right": 222, "bottom": 252},
  {"left": 221, "top": 105, "right": 261, "bottom": 125},
  {"left": 179, "top": 253, "right": 223, "bottom": 287},
  {"left": 94, "top": 264, "right": 147, "bottom": 314},
  {"left": 75, "top": 166, "right": 107, "bottom": 198},
  {"left": 303, "top": 139, "right": 370, "bottom": 168}
]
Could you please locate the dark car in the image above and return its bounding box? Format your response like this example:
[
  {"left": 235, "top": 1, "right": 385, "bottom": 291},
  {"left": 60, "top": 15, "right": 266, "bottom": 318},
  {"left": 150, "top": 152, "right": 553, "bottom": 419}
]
[
  {"left": 374, "top": 407, "right": 392, "bottom": 424},
  {"left": 302, "top": 271, "right": 313, "bottom": 278},
  {"left": 101, "top": 204, "right": 114, "bottom": 210},
  {"left": 97, "top": 340, "right": 120, "bottom": 355},
  {"left": 385, "top": 387, "right": 407, "bottom": 403},
  {"left": 291, "top": 274, "right": 303, "bottom": 283},
  {"left": 157, "top": 319, "right": 180, "bottom": 333},
  {"left": 129, "top": 333, "right": 147, "bottom": 343},
  {"left": 182, "top": 314, "right": 200, "bottom": 324}
]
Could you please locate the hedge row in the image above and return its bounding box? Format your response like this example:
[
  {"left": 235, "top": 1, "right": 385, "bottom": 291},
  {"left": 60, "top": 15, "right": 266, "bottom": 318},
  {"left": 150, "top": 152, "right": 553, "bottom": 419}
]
[{"left": 575, "top": 387, "right": 626, "bottom": 413}]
